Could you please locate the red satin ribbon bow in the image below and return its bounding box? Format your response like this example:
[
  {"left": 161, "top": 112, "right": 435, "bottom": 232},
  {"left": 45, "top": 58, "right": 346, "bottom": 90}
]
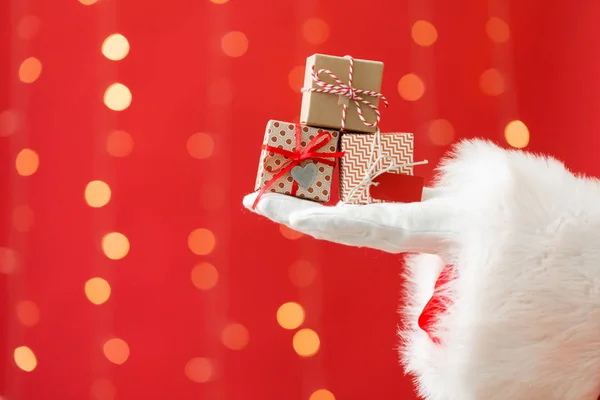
[{"left": 252, "top": 125, "right": 344, "bottom": 209}]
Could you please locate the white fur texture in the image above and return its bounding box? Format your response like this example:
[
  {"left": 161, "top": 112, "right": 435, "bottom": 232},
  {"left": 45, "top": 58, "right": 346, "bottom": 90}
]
[{"left": 399, "top": 139, "right": 600, "bottom": 400}]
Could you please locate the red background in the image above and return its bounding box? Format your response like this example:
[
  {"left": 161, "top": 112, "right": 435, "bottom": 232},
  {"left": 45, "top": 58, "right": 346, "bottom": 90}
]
[{"left": 2, "top": 0, "right": 600, "bottom": 399}]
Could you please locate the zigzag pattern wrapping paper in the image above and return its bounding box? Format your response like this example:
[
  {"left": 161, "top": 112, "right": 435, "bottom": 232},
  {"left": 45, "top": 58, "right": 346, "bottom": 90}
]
[{"left": 339, "top": 132, "right": 414, "bottom": 204}]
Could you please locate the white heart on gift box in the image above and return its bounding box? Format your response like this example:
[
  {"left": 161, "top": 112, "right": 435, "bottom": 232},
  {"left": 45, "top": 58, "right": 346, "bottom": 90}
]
[{"left": 291, "top": 163, "right": 317, "bottom": 189}]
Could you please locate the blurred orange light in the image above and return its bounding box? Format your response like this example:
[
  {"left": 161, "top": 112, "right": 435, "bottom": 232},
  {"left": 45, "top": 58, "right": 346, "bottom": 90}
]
[
  {"left": 289, "top": 260, "right": 317, "bottom": 288},
  {"left": 85, "top": 277, "right": 111, "bottom": 305},
  {"left": 185, "top": 357, "right": 213, "bottom": 383},
  {"left": 15, "top": 148, "right": 39, "bottom": 176},
  {"left": 16, "top": 300, "right": 40, "bottom": 327},
  {"left": 221, "top": 323, "right": 249, "bottom": 350},
  {"left": 397, "top": 74, "right": 425, "bottom": 101},
  {"left": 279, "top": 224, "right": 303, "bottom": 240},
  {"left": 104, "top": 83, "right": 132, "bottom": 111},
  {"left": 411, "top": 20, "right": 437, "bottom": 46},
  {"left": 187, "top": 133, "right": 215, "bottom": 159},
  {"left": 188, "top": 228, "right": 215, "bottom": 255},
  {"left": 310, "top": 389, "right": 336, "bottom": 400},
  {"left": 103, "top": 338, "right": 130, "bottom": 365},
  {"left": 106, "top": 130, "right": 134, "bottom": 157},
  {"left": 18, "top": 57, "right": 42, "bottom": 83},
  {"left": 486, "top": 17, "right": 510, "bottom": 43},
  {"left": 102, "top": 34, "right": 130, "bottom": 61},
  {"left": 12, "top": 205, "right": 34, "bottom": 233},
  {"left": 85, "top": 180, "right": 112, "bottom": 208},
  {"left": 302, "top": 18, "right": 330, "bottom": 45},
  {"left": 479, "top": 68, "right": 504, "bottom": 96},
  {"left": 293, "top": 328, "right": 320, "bottom": 357},
  {"left": 221, "top": 31, "right": 248, "bottom": 58},
  {"left": 14, "top": 346, "right": 37, "bottom": 372},
  {"left": 288, "top": 65, "right": 305, "bottom": 93},
  {"left": 17, "top": 15, "right": 40, "bottom": 40},
  {"left": 0, "top": 247, "right": 18, "bottom": 274},
  {"left": 276, "top": 302, "right": 305, "bottom": 330},
  {"left": 79, "top": 0, "right": 98, "bottom": 4},
  {"left": 191, "top": 262, "right": 219, "bottom": 290},
  {"left": 504, "top": 120, "right": 530, "bottom": 149},
  {"left": 0, "top": 109, "right": 19, "bottom": 137},
  {"left": 428, "top": 119, "right": 455, "bottom": 146},
  {"left": 102, "top": 232, "right": 130, "bottom": 260}
]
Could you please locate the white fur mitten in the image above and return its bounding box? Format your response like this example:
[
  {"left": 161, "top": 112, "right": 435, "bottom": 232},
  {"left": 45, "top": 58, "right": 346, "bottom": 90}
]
[{"left": 243, "top": 139, "right": 600, "bottom": 400}]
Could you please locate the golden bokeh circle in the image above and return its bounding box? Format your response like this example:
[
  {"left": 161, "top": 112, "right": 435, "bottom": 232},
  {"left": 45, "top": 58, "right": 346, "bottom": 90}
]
[{"left": 504, "top": 120, "right": 530, "bottom": 148}]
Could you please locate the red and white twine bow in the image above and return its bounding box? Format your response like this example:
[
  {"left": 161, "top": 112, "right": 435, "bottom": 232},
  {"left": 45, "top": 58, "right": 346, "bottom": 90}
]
[{"left": 301, "top": 55, "right": 388, "bottom": 131}]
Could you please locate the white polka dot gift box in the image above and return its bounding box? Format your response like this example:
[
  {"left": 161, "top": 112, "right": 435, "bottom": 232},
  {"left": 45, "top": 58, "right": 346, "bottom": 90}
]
[{"left": 252, "top": 120, "right": 344, "bottom": 209}]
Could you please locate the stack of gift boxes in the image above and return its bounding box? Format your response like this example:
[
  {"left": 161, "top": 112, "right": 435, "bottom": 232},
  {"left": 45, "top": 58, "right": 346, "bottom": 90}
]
[{"left": 253, "top": 53, "right": 425, "bottom": 208}]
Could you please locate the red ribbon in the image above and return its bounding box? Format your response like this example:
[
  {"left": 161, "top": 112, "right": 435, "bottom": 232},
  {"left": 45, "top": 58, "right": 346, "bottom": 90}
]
[{"left": 252, "top": 125, "right": 344, "bottom": 209}]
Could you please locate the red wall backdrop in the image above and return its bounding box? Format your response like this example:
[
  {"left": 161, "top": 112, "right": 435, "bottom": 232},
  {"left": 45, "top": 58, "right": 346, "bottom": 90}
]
[{"left": 1, "top": 0, "right": 600, "bottom": 399}]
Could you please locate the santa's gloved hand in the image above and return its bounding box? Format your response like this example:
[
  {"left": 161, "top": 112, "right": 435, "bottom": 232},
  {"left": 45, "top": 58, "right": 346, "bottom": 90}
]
[
  {"left": 243, "top": 139, "right": 600, "bottom": 400},
  {"left": 242, "top": 185, "right": 462, "bottom": 256}
]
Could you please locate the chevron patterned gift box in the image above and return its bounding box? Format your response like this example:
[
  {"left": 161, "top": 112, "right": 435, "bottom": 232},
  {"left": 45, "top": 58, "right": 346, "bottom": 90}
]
[{"left": 339, "top": 132, "right": 414, "bottom": 204}]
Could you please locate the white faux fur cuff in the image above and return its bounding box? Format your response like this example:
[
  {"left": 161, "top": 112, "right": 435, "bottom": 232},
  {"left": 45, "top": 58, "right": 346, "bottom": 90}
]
[{"left": 399, "top": 140, "right": 600, "bottom": 400}]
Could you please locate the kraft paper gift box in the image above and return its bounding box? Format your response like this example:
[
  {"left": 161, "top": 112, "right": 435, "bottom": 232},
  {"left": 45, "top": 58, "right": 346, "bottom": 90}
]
[
  {"left": 300, "top": 54, "right": 385, "bottom": 133},
  {"left": 339, "top": 132, "right": 417, "bottom": 204},
  {"left": 253, "top": 120, "right": 343, "bottom": 207}
]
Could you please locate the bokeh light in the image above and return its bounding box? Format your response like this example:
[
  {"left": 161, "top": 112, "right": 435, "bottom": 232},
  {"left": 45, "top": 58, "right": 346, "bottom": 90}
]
[
  {"left": 486, "top": 17, "right": 510, "bottom": 43},
  {"left": 12, "top": 205, "right": 34, "bottom": 233},
  {"left": 302, "top": 18, "right": 330, "bottom": 45},
  {"left": 106, "top": 130, "right": 134, "bottom": 157},
  {"left": 398, "top": 74, "right": 425, "bottom": 101},
  {"left": 289, "top": 260, "right": 317, "bottom": 288},
  {"left": 191, "top": 262, "right": 219, "bottom": 290},
  {"left": 288, "top": 65, "right": 305, "bottom": 92},
  {"left": 91, "top": 379, "right": 116, "bottom": 400},
  {"left": 293, "top": 328, "right": 320, "bottom": 357},
  {"left": 428, "top": 119, "right": 455, "bottom": 146},
  {"left": 221, "top": 31, "right": 248, "bottom": 58},
  {"left": 85, "top": 180, "right": 112, "bottom": 208},
  {"left": 102, "top": 232, "right": 130, "bottom": 260},
  {"left": 14, "top": 346, "right": 37, "bottom": 372},
  {"left": 411, "top": 20, "right": 437, "bottom": 46},
  {"left": 479, "top": 68, "right": 504, "bottom": 96},
  {"left": 504, "top": 120, "right": 530, "bottom": 148},
  {"left": 18, "top": 57, "right": 42, "bottom": 83},
  {"left": 185, "top": 357, "right": 213, "bottom": 383},
  {"left": 16, "top": 300, "right": 40, "bottom": 327},
  {"left": 221, "top": 323, "right": 249, "bottom": 350},
  {"left": 103, "top": 338, "right": 130, "bottom": 365},
  {"left": 79, "top": 0, "right": 98, "bottom": 5},
  {"left": 0, "top": 109, "right": 19, "bottom": 137},
  {"left": 17, "top": 15, "right": 40, "bottom": 40},
  {"left": 188, "top": 228, "right": 215, "bottom": 255},
  {"left": 0, "top": 247, "right": 18, "bottom": 274},
  {"left": 279, "top": 224, "right": 303, "bottom": 240},
  {"left": 104, "top": 83, "right": 132, "bottom": 111},
  {"left": 15, "top": 148, "right": 39, "bottom": 176},
  {"left": 187, "top": 133, "right": 215, "bottom": 159},
  {"left": 276, "top": 302, "right": 305, "bottom": 330},
  {"left": 310, "top": 389, "right": 336, "bottom": 400},
  {"left": 85, "top": 277, "right": 111, "bottom": 305},
  {"left": 102, "top": 34, "right": 130, "bottom": 61}
]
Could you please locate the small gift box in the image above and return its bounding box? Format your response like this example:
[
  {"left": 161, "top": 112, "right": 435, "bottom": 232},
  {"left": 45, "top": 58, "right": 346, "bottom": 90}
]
[
  {"left": 340, "top": 132, "right": 425, "bottom": 204},
  {"left": 252, "top": 120, "right": 343, "bottom": 208},
  {"left": 300, "top": 54, "right": 386, "bottom": 133}
]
